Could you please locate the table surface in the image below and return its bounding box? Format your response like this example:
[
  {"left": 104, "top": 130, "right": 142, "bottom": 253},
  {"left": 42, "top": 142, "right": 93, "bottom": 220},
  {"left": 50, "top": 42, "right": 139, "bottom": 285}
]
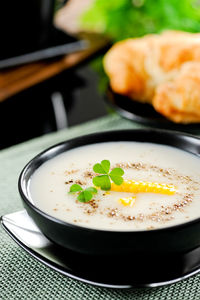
[{"left": 1, "top": 114, "right": 200, "bottom": 300}]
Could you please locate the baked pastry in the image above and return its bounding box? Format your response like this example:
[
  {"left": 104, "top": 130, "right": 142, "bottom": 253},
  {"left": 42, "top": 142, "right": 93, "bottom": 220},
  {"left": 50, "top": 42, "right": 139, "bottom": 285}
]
[
  {"left": 103, "top": 36, "right": 154, "bottom": 103},
  {"left": 103, "top": 30, "right": 200, "bottom": 123},
  {"left": 153, "top": 62, "right": 200, "bottom": 123}
]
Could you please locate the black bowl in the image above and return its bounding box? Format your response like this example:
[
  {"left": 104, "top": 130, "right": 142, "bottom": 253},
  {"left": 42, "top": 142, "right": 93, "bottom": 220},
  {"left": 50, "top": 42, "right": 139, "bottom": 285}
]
[{"left": 19, "top": 129, "right": 200, "bottom": 258}]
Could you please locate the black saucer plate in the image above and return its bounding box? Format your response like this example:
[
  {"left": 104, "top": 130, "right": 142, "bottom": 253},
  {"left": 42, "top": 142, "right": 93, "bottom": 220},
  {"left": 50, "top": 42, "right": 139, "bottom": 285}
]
[
  {"left": 1, "top": 210, "right": 200, "bottom": 289},
  {"left": 106, "top": 88, "right": 200, "bottom": 132}
]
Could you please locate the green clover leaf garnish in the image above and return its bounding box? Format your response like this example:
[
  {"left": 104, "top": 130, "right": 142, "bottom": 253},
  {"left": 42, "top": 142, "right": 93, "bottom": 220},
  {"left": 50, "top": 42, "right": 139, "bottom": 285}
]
[
  {"left": 93, "top": 160, "right": 110, "bottom": 174},
  {"left": 109, "top": 168, "right": 124, "bottom": 185},
  {"left": 93, "top": 175, "right": 111, "bottom": 191},
  {"left": 78, "top": 190, "right": 93, "bottom": 202},
  {"left": 84, "top": 187, "right": 98, "bottom": 194},
  {"left": 69, "top": 184, "right": 97, "bottom": 203},
  {"left": 69, "top": 184, "right": 83, "bottom": 193},
  {"left": 68, "top": 160, "right": 124, "bottom": 202},
  {"left": 93, "top": 160, "right": 124, "bottom": 190}
]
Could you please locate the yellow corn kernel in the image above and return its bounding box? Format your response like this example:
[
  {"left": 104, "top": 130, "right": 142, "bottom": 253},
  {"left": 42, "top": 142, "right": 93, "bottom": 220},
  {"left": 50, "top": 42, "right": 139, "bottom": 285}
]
[
  {"left": 111, "top": 180, "right": 176, "bottom": 195},
  {"left": 118, "top": 196, "right": 136, "bottom": 207},
  {"left": 105, "top": 192, "right": 110, "bottom": 195}
]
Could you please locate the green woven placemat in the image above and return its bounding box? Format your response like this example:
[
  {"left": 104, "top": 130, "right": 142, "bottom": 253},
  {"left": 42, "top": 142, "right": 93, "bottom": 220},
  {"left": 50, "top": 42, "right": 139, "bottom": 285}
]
[{"left": 1, "top": 114, "right": 200, "bottom": 300}]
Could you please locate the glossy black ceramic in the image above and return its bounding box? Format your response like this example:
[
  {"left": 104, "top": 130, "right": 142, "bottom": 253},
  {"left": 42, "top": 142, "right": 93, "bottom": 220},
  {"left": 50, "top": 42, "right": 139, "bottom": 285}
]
[
  {"left": 2, "top": 211, "right": 200, "bottom": 288},
  {"left": 19, "top": 129, "right": 200, "bottom": 257},
  {"left": 106, "top": 87, "right": 200, "bottom": 131}
]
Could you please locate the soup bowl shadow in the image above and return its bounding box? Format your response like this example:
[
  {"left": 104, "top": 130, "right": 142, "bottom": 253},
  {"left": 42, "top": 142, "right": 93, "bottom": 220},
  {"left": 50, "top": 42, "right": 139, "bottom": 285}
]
[{"left": 19, "top": 129, "right": 200, "bottom": 259}]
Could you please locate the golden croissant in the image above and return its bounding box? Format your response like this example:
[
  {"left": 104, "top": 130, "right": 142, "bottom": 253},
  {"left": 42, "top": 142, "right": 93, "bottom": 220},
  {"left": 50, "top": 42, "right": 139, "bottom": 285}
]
[{"left": 103, "top": 30, "right": 200, "bottom": 123}]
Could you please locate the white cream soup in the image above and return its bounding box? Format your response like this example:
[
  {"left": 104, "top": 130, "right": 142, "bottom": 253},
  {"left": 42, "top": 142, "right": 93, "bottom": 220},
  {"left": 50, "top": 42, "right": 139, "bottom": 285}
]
[{"left": 29, "top": 142, "right": 200, "bottom": 230}]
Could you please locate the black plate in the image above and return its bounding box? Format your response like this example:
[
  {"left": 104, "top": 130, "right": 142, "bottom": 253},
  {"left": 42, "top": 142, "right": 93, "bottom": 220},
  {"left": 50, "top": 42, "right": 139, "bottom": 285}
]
[
  {"left": 106, "top": 87, "right": 200, "bottom": 131},
  {"left": 1, "top": 211, "right": 200, "bottom": 289}
]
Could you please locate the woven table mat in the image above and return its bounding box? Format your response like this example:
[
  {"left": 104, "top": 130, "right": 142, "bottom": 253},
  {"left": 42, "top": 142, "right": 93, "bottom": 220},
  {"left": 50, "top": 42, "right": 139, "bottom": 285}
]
[{"left": 1, "top": 114, "right": 200, "bottom": 300}]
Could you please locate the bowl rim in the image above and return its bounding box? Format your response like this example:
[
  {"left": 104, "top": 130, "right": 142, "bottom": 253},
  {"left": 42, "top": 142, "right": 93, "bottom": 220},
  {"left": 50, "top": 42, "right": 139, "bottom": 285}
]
[{"left": 18, "top": 128, "right": 200, "bottom": 234}]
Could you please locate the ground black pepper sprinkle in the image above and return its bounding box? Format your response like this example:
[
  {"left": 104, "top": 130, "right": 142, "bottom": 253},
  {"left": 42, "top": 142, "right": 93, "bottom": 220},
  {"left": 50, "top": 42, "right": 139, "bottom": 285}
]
[
  {"left": 65, "top": 161, "right": 199, "bottom": 226},
  {"left": 75, "top": 179, "right": 86, "bottom": 185},
  {"left": 64, "top": 169, "right": 79, "bottom": 175},
  {"left": 83, "top": 171, "right": 94, "bottom": 179},
  {"left": 65, "top": 180, "right": 74, "bottom": 184}
]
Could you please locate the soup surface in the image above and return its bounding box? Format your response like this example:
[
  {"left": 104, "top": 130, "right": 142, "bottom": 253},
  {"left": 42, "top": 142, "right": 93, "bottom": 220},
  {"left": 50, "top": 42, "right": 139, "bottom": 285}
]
[{"left": 29, "top": 142, "right": 200, "bottom": 230}]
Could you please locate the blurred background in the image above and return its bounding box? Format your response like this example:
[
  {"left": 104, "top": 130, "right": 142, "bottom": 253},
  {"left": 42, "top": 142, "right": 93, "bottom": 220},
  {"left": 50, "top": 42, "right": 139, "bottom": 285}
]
[{"left": 1, "top": 0, "right": 200, "bottom": 149}]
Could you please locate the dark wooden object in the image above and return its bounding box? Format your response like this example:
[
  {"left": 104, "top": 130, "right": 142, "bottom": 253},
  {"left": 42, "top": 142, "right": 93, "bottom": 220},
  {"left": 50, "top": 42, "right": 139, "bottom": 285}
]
[{"left": 0, "top": 32, "right": 109, "bottom": 102}]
